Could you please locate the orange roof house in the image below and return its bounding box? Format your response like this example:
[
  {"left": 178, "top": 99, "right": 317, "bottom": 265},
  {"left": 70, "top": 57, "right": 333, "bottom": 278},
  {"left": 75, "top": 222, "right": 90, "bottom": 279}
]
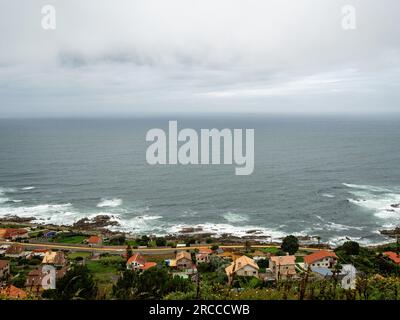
[
  {"left": 5, "top": 244, "right": 25, "bottom": 257},
  {"left": 0, "top": 285, "right": 27, "bottom": 299},
  {"left": 383, "top": 251, "right": 400, "bottom": 264},
  {"left": 304, "top": 250, "right": 338, "bottom": 269},
  {"left": 225, "top": 255, "right": 259, "bottom": 283},
  {"left": 270, "top": 255, "right": 297, "bottom": 280},
  {"left": 196, "top": 248, "right": 213, "bottom": 264},
  {"left": 0, "top": 228, "right": 28, "bottom": 240},
  {"left": 87, "top": 235, "right": 102, "bottom": 245},
  {"left": 126, "top": 253, "right": 156, "bottom": 271}
]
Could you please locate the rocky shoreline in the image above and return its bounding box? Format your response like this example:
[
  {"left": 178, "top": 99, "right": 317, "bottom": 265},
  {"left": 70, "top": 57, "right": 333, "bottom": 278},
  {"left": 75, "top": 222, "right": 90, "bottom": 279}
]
[{"left": 0, "top": 214, "right": 397, "bottom": 248}]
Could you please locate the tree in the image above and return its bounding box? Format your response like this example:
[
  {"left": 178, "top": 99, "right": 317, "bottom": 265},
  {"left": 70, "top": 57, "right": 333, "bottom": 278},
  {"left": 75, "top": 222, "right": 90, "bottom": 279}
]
[
  {"left": 206, "top": 238, "right": 213, "bottom": 244},
  {"left": 43, "top": 265, "right": 97, "bottom": 300},
  {"left": 257, "top": 258, "right": 269, "bottom": 269},
  {"left": 341, "top": 241, "right": 360, "bottom": 256},
  {"left": 126, "top": 244, "right": 133, "bottom": 259},
  {"left": 185, "top": 238, "right": 196, "bottom": 247},
  {"left": 281, "top": 235, "right": 299, "bottom": 255},
  {"left": 155, "top": 237, "right": 167, "bottom": 247},
  {"left": 112, "top": 267, "right": 193, "bottom": 300},
  {"left": 244, "top": 240, "right": 252, "bottom": 252},
  {"left": 109, "top": 235, "right": 126, "bottom": 245}
]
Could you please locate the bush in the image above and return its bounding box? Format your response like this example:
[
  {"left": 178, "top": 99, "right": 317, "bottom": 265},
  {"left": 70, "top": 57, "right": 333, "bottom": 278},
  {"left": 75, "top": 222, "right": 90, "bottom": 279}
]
[
  {"left": 109, "top": 235, "right": 126, "bottom": 245},
  {"left": 155, "top": 237, "right": 167, "bottom": 247},
  {"left": 167, "top": 242, "right": 177, "bottom": 248},
  {"left": 185, "top": 238, "right": 196, "bottom": 247},
  {"left": 257, "top": 258, "right": 269, "bottom": 269}
]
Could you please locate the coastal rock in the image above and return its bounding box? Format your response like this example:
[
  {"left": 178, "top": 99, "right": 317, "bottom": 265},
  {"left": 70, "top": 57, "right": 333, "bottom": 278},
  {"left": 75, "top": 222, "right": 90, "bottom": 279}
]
[
  {"left": 380, "top": 227, "right": 400, "bottom": 238},
  {"left": 72, "top": 215, "right": 119, "bottom": 230},
  {"left": 0, "top": 215, "right": 36, "bottom": 223},
  {"left": 179, "top": 227, "right": 203, "bottom": 233}
]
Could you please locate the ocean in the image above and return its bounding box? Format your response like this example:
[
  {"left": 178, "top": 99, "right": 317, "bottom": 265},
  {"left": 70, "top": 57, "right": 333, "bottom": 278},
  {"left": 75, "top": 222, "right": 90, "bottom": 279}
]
[{"left": 1, "top": 115, "right": 400, "bottom": 246}]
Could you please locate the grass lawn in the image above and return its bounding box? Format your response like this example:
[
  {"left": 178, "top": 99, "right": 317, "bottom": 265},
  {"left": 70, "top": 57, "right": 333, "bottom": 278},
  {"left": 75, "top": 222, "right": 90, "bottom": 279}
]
[
  {"left": 261, "top": 247, "right": 280, "bottom": 254},
  {"left": 86, "top": 256, "right": 124, "bottom": 283},
  {"left": 68, "top": 251, "right": 92, "bottom": 260},
  {"left": 55, "top": 235, "right": 87, "bottom": 244}
]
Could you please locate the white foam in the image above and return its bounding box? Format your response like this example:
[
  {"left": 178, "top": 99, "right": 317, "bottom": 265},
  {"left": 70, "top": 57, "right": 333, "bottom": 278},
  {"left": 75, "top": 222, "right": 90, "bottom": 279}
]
[
  {"left": 0, "top": 203, "right": 80, "bottom": 225},
  {"left": 223, "top": 212, "right": 249, "bottom": 223},
  {"left": 167, "top": 222, "right": 286, "bottom": 241},
  {"left": 321, "top": 193, "right": 335, "bottom": 198},
  {"left": 21, "top": 186, "right": 35, "bottom": 190},
  {"left": 0, "top": 198, "right": 22, "bottom": 204},
  {"left": 343, "top": 183, "right": 393, "bottom": 193},
  {"left": 107, "top": 214, "right": 165, "bottom": 235},
  {"left": 96, "top": 198, "right": 123, "bottom": 208}
]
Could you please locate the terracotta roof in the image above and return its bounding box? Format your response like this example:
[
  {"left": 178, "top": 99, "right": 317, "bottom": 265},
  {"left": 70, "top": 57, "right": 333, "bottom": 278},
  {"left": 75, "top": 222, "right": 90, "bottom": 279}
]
[
  {"left": 42, "top": 251, "right": 66, "bottom": 265},
  {"left": 0, "top": 260, "right": 9, "bottom": 268},
  {"left": 5, "top": 244, "right": 24, "bottom": 255},
  {"left": 225, "top": 255, "right": 259, "bottom": 275},
  {"left": 198, "top": 248, "right": 213, "bottom": 254},
  {"left": 270, "top": 255, "right": 296, "bottom": 266},
  {"left": 304, "top": 250, "right": 338, "bottom": 265},
  {"left": 127, "top": 253, "right": 146, "bottom": 266},
  {"left": 142, "top": 262, "right": 157, "bottom": 270},
  {"left": 0, "top": 228, "right": 28, "bottom": 239},
  {"left": 176, "top": 251, "right": 192, "bottom": 261},
  {"left": 87, "top": 235, "right": 102, "bottom": 244},
  {"left": 0, "top": 285, "right": 27, "bottom": 299},
  {"left": 384, "top": 251, "right": 400, "bottom": 264}
]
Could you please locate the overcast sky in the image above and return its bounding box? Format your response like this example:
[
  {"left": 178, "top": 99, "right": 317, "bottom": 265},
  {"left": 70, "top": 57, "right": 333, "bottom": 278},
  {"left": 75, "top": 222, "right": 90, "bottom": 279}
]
[{"left": 0, "top": 0, "right": 399, "bottom": 117}]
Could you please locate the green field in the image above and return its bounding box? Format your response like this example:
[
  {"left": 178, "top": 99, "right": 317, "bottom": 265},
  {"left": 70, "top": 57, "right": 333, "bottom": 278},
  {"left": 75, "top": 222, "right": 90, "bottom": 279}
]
[
  {"left": 55, "top": 235, "right": 87, "bottom": 244},
  {"left": 68, "top": 251, "right": 92, "bottom": 260}
]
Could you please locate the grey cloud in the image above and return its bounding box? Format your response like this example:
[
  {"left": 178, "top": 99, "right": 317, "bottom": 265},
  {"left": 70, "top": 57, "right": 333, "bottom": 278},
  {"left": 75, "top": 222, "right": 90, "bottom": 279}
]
[{"left": 0, "top": 0, "right": 399, "bottom": 117}]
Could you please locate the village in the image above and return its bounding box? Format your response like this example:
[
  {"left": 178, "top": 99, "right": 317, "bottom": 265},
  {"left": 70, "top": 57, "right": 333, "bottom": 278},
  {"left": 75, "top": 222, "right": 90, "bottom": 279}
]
[{"left": 0, "top": 223, "right": 399, "bottom": 300}]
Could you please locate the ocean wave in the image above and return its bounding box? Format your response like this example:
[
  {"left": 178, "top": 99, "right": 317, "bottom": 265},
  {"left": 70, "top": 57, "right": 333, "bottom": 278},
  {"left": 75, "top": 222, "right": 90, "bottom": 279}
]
[
  {"left": 321, "top": 193, "right": 335, "bottom": 198},
  {"left": 21, "top": 186, "right": 35, "bottom": 190},
  {"left": 0, "top": 198, "right": 22, "bottom": 204},
  {"left": 167, "top": 223, "right": 286, "bottom": 241},
  {"left": 107, "top": 214, "right": 165, "bottom": 235},
  {"left": 0, "top": 187, "right": 17, "bottom": 195},
  {"left": 97, "top": 198, "right": 123, "bottom": 208},
  {"left": 223, "top": 212, "right": 249, "bottom": 223},
  {"left": 314, "top": 215, "right": 363, "bottom": 231},
  {"left": 0, "top": 203, "right": 78, "bottom": 225},
  {"left": 328, "top": 235, "right": 393, "bottom": 247},
  {"left": 0, "top": 197, "right": 10, "bottom": 204},
  {"left": 343, "top": 183, "right": 393, "bottom": 193}
]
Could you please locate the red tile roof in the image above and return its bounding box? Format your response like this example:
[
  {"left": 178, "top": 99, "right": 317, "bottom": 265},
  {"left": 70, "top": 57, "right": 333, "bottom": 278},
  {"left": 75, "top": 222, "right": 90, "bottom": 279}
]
[
  {"left": 0, "top": 285, "right": 27, "bottom": 299},
  {"left": 304, "top": 250, "right": 338, "bottom": 265},
  {"left": 127, "top": 253, "right": 146, "bottom": 266},
  {"left": 142, "top": 262, "right": 157, "bottom": 270},
  {"left": 0, "top": 228, "right": 28, "bottom": 239},
  {"left": 0, "top": 260, "right": 9, "bottom": 268},
  {"left": 198, "top": 248, "right": 213, "bottom": 254},
  {"left": 384, "top": 251, "right": 400, "bottom": 264},
  {"left": 127, "top": 254, "right": 156, "bottom": 271},
  {"left": 87, "top": 235, "right": 102, "bottom": 244}
]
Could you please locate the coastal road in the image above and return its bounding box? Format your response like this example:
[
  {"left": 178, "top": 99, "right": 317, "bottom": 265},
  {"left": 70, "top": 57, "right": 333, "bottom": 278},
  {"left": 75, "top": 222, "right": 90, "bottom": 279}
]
[{"left": 0, "top": 240, "right": 325, "bottom": 255}]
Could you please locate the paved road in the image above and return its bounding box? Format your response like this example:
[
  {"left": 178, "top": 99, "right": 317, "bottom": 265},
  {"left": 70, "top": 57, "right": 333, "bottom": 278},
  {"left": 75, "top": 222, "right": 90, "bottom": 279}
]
[{"left": 0, "top": 240, "right": 324, "bottom": 255}]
